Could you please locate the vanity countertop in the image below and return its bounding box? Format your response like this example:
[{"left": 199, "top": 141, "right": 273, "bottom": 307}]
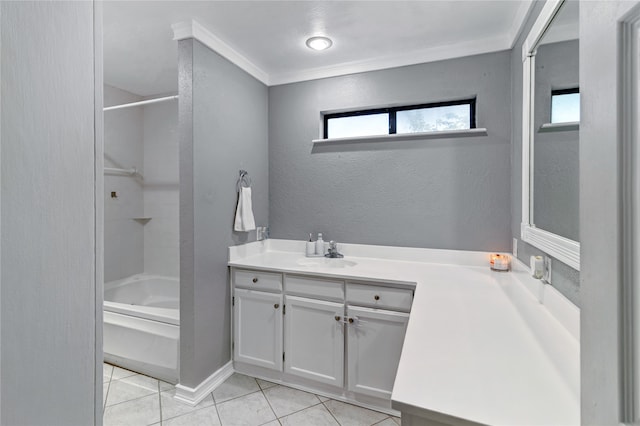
[{"left": 228, "top": 240, "right": 580, "bottom": 426}]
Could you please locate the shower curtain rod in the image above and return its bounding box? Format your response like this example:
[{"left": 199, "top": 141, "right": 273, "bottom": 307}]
[{"left": 103, "top": 95, "right": 178, "bottom": 112}]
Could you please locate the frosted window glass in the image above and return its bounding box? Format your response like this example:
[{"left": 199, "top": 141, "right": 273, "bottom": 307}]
[
  {"left": 327, "top": 113, "right": 389, "bottom": 138},
  {"left": 396, "top": 105, "right": 471, "bottom": 133},
  {"left": 551, "top": 93, "right": 580, "bottom": 123}
]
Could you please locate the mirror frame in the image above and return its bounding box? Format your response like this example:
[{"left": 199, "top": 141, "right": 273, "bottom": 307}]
[{"left": 521, "top": 0, "right": 580, "bottom": 271}]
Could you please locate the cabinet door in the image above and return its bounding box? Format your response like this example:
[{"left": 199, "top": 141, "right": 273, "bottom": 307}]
[
  {"left": 284, "top": 295, "right": 344, "bottom": 387},
  {"left": 347, "top": 305, "right": 409, "bottom": 399},
  {"left": 234, "top": 288, "right": 283, "bottom": 371}
]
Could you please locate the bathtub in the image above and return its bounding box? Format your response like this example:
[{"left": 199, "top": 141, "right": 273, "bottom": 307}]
[{"left": 104, "top": 274, "right": 179, "bottom": 383}]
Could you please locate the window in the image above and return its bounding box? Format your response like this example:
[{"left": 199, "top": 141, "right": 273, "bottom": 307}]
[
  {"left": 323, "top": 99, "right": 476, "bottom": 139},
  {"left": 551, "top": 88, "right": 580, "bottom": 123}
]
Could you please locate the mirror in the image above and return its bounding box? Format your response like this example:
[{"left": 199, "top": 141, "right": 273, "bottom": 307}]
[{"left": 521, "top": 0, "right": 580, "bottom": 270}]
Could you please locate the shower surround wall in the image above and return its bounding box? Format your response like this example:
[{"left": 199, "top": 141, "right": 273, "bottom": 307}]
[
  {"left": 104, "top": 85, "right": 144, "bottom": 283},
  {"left": 103, "top": 85, "right": 179, "bottom": 281},
  {"left": 143, "top": 99, "right": 179, "bottom": 278}
]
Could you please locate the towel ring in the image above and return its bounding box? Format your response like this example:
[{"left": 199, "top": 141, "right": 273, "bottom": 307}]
[{"left": 237, "top": 170, "right": 251, "bottom": 192}]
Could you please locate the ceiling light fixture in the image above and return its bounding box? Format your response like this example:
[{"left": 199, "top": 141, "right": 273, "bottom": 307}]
[{"left": 306, "top": 36, "right": 333, "bottom": 51}]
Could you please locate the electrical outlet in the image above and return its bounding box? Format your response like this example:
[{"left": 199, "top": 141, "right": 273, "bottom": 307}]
[
  {"left": 512, "top": 238, "right": 518, "bottom": 258},
  {"left": 256, "top": 226, "right": 269, "bottom": 241},
  {"left": 542, "top": 256, "right": 552, "bottom": 284}
]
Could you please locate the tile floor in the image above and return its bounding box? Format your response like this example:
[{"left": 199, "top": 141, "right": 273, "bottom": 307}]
[{"left": 103, "top": 363, "right": 401, "bottom": 426}]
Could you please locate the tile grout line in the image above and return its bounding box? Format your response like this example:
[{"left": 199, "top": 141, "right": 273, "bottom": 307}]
[
  {"left": 277, "top": 401, "right": 325, "bottom": 423},
  {"left": 256, "top": 378, "right": 280, "bottom": 425},
  {"left": 213, "top": 391, "right": 224, "bottom": 426},
  {"left": 214, "top": 388, "right": 263, "bottom": 406},
  {"left": 160, "top": 395, "right": 217, "bottom": 425},
  {"left": 103, "top": 364, "right": 113, "bottom": 415},
  {"left": 157, "top": 381, "right": 163, "bottom": 425},
  {"left": 103, "top": 381, "right": 110, "bottom": 415},
  {"left": 104, "top": 389, "right": 160, "bottom": 409},
  {"left": 321, "top": 399, "right": 342, "bottom": 426},
  {"left": 371, "top": 417, "right": 393, "bottom": 426}
]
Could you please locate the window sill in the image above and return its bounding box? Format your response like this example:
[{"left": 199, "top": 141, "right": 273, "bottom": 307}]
[
  {"left": 538, "top": 122, "right": 579, "bottom": 133},
  {"left": 312, "top": 128, "right": 488, "bottom": 145}
]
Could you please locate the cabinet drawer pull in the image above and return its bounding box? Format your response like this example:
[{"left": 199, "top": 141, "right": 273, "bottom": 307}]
[
  {"left": 335, "top": 315, "right": 341, "bottom": 322},
  {"left": 374, "top": 295, "right": 380, "bottom": 301},
  {"left": 274, "top": 304, "right": 279, "bottom": 309},
  {"left": 252, "top": 277, "right": 259, "bottom": 283}
]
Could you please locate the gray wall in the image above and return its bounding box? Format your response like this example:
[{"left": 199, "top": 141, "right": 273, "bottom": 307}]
[
  {"left": 1, "top": 1, "right": 97, "bottom": 424},
  {"left": 269, "top": 52, "right": 512, "bottom": 252},
  {"left": 179, "top": 39, "right": 269, "bottom": 387},
  {"left": 579, "top": 1, "right": 637, "bottom": 423},
  {"left": 510, "top": 0, "right": 580, "bottom": 306},
  {"left": 104, "top": 85, "right": 145, "bottom": 282},
  {"left": 533, "top": 40, "right": 579, "bottom": 242}
]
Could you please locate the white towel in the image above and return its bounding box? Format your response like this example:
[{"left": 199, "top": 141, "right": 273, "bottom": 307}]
[{"left": 234, "top": 186, "right": 256, "bottom": 232}]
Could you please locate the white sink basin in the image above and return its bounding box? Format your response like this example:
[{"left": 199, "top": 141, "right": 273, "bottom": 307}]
[{"left": 297, "top": 257, "right": 357, "bottom": 268}]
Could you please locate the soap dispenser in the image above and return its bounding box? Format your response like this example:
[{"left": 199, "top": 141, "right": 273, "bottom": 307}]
[
  {"left": 315, "top": 233, "right": 324, "bottom": 255},
  {"left": 306, "top": 233, "right": 315, "bottom": 256}
]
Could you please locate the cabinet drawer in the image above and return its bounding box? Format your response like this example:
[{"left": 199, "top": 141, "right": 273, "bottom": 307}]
[
  {"left": 285, "top": 275, "right": 344, "bottom": 301},
  {"left": 346, "top": 282, "right": 413, "bottom": 312},
  {"left": 234, "top": 269, "right": 282, "bottom": 292}
]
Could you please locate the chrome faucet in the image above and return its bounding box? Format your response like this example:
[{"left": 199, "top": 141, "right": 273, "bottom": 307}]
[{"left": 325, "top": 241, "right": 344, "bottom": 258}]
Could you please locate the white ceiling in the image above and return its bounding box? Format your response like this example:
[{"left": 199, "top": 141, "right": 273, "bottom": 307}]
[{"left": 104, "top": 0, "right": 533, "bottom": 96}]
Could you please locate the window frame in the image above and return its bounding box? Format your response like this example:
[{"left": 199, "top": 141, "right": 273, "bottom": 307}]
[{"left": 323, "top": 98, "right": 477, "bottom": 139}]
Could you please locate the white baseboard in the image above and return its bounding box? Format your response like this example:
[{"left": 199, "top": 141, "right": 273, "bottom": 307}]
[{"left": 174, "top": 361, "right": 234, "bottom": 406}]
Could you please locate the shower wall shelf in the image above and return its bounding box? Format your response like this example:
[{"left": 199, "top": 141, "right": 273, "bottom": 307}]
[
  {"left": 133, "top": 217, "right": 152, "bottom": 224},
  {"left": 105, "top": 167, "right": 138, "bottom": 176}
]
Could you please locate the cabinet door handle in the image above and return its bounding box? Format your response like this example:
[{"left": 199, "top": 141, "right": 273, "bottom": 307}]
[
  {"left": 374, "top": 295, "right": 380, "bottom": 301},
  {"left": 348, "top": 317, "right": 354, "bottom": 324},
  {"left": 335, "top": 315, "right": 341, "bottom": 322},
  {"left": 274, "top": 304, "right": 279, "bottom": 309},
  {"left": 252, "top": 277, "right": 259, "bottom": 283}
]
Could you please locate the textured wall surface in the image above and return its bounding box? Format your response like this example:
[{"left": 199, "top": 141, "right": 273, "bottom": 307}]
[
  {"left": 179, "top": 39, "right": 268, "bottom": 387},
  {"left": 269, "top": 52, "right": 512, "bottom": 252},
  {"left": 143, "top": 100, "right": 179, "bottom": 277},
  {"left": 533, "top": 40, "right": 579, "bottom": 241},
  {"left": 104, "top": 85, "right": 145, "bottom": 282},
  {"left": 1, "top": 2, "right": 96, "bottom": 423},
  {"left": 579, "top": 1, "right": 636, "bottom": 423},
  {"left": 510, "top": 0, "right": 580, "bottom": 306}
]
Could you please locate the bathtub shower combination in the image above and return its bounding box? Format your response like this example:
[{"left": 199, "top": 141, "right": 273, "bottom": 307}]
[
  {"left": 104, "top": 274, "right": 180, "bottom": 383},
  {"left": 103, "top": 92, "right": 180, "bottom": 383}
]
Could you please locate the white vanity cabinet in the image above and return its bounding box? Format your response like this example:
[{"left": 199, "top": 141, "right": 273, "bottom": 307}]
[
  {"left": 232, "top": 270, "right": 283, "bottom": 371},
  {"left": 284, "top": 295, "right": 344, "bottom": 386},
  {"left": 345, "top": 282, "right": 411, "bottom": 399},
  {"left": 230, "top": 266, "right": 413, "bottom": 413},
  {"left": 346, "top": 306, "right": 409, "bottom": 399}
]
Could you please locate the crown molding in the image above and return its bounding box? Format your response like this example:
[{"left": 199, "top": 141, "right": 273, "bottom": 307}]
[
  {"left": 173, "top": 17, "right": 527, "bottom": 88},
  {"left": 508, "top": 0, "right": 536, "bottom": 48},
  {"left": 172, "top": 20, "right": 270, "bottom": 85},
  {"left": 269, "top": 34, "right": 512, "bottom": 86}
]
